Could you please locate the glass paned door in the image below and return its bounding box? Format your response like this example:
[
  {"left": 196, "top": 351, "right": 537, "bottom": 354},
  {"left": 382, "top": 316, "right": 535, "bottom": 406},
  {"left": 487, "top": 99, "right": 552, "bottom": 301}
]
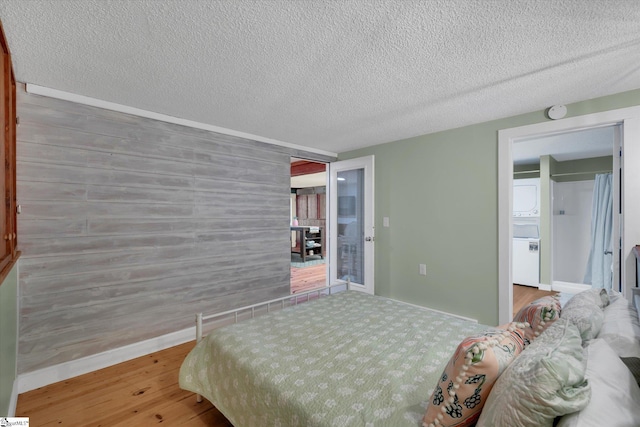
[
  {"left": 330, "top": 156, "right": 374, "bottom": 294},
  {"left": 337, "top": 168, "right": 364, "bottom": 284}
]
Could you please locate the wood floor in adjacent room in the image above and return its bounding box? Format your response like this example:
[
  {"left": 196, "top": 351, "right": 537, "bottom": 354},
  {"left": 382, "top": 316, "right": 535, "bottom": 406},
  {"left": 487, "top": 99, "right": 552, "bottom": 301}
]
[
  {"left": 290, "top": 262, "right": 326, "bottom": 293},
  {"left": 512, "top": 284, "right": 558, "bottom": 316},
  {"left": 16, "top": 285, "right": 555, "bottom": 426}
]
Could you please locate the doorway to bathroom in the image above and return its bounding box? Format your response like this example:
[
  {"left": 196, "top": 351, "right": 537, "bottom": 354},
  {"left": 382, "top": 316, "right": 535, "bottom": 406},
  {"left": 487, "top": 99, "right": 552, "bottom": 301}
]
[
  {"left": 512, "top": 125, "right": 619, "bottom": 305},
  {"left": 498, "top": 105, "right": 640, "bottom": 325}
]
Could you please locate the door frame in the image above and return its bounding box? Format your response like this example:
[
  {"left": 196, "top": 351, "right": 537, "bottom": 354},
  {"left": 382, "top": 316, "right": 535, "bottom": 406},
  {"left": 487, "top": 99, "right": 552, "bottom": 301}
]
[
  {"left": 329, "top": 155, "right": 375, "bottom": 294},
  {"left": 498, "top": 106, "right": 640, "bottom": 324},
  {"left": 289, "top": 158, "right": 330, "bottom": 293}
]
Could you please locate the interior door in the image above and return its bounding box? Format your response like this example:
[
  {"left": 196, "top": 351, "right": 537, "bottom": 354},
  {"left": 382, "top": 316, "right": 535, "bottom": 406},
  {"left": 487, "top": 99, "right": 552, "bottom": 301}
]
[
  {"left": 612, "top": 124, "right": 622, "bottom": 291},
  {"left": 329, "top": 155, "right": 374, "bottom": 294}
]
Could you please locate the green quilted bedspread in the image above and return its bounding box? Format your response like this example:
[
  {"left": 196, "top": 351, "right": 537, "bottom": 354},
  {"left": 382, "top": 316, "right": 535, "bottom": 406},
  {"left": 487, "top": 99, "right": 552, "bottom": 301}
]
[{"left": 179, "top": 291, "right": 487, "bottom": 426}]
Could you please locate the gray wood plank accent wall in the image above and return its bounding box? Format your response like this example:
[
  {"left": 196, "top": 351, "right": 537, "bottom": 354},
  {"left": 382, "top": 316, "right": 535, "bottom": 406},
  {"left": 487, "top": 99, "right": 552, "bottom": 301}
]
[{"left": 15, "top": 85, "right": 335, "bottom": 374}]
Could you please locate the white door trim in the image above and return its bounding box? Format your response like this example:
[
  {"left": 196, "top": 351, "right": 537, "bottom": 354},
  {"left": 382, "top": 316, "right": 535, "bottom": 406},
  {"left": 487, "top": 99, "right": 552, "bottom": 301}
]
[
  {"left": 329, "top": 155, "right": 375, "bottom": 294},
  {"left": 498, "top": 106, "right": 640, "bottom": 324}
]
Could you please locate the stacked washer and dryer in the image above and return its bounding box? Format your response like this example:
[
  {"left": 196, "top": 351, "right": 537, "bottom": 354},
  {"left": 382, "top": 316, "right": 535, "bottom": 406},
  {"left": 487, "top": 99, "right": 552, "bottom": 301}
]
[{"left": 513, "top": 178, "right": 541, "bottom": 287}]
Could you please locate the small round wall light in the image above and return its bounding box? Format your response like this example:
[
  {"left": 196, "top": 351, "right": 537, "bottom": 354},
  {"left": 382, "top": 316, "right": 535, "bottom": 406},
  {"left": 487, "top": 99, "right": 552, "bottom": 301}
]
[{"left": 546, "top": 105, "right": 567, "bottom": 120}]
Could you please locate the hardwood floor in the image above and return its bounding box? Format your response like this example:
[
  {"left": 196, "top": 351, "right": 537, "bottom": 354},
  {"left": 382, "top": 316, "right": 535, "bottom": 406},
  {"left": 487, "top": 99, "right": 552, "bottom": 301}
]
[
  {"left": 16, "top": 284, "right": 554, "bottom": 426},
  {"left": 512, "top": 284, "right": 558, "bottom": 316},
  {"left": 16, "top": 341, "right": 232, "bottom": 427},
  {"left": 290, "top": 263, "right": 326, "bottom": 293}
]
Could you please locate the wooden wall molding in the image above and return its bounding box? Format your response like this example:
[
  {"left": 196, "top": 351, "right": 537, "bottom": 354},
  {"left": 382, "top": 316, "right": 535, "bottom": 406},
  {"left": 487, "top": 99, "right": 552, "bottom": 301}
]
[
  {"left": 291, "top": 160, "right": 326, "bottom": 177},
  {"left": 0, "top": 19, "right": 18, "bottom": 284}
]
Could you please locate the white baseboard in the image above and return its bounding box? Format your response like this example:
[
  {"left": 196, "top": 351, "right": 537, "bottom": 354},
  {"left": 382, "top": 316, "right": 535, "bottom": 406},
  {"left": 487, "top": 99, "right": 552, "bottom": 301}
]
[
  {"left": 552, "top": 281, "right": 590, "bottom": 294},
  {"left": 538, "top": 284, "right": 552, "bottom": 291},
  {"left": 17, "top": 326, "right": 195, "bottom": 393},
  {"left": 8, "top": 378, "right": 18, "bottom": 416},
  {"left": 388, "top": 297, "right": 478, "bottom": 323}
]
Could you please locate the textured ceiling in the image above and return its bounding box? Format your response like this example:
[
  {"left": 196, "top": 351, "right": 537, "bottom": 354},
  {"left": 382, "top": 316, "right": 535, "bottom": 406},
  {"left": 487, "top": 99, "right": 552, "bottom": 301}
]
[{"left": 0, "top": 0, "right": 639, "bottom": 154}]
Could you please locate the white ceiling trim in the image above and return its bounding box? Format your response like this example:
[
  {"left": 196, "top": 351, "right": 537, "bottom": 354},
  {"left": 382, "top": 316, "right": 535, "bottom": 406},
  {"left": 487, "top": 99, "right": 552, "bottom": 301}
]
[{"left": 25, "top": 83, "right": 338, "bottom": 158}]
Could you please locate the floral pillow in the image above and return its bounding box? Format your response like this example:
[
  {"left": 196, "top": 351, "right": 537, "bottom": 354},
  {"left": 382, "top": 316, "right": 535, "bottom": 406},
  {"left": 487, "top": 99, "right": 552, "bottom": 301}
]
[
  {"left": 513, "top": 295, "right": 560, "bottom": 343},
  {"left": 476, "top": 319, "right": 591, "bottom": 427},
  {"left": 422, "top": 323, "right": 526, "bottom": 427}
]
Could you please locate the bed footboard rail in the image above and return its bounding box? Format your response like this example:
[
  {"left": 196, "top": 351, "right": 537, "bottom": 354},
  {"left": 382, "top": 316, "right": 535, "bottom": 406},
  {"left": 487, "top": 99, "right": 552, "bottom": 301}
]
[
  {"left": 193, "top": 282, "right": 350, "bottom": 403},
  {"left": 195, "top": 281, "right": 350, "bottom": 343}
]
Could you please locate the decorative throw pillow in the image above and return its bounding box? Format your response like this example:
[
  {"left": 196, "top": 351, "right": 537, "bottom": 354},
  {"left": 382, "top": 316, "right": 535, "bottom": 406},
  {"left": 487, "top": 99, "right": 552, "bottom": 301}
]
[
  {"left": 560, "top": 301, "right": 604, "bottom": 342},
  {"left": 476, "top": 319, "right": 591, "bottom": 427},
  {"left": 533, "top": 294, "right": 562, "bottom": 311},
  {"left": 564, "top": 288, "right": 610, "bottom": 310},
  {"left": 422, "top": 323, "right": 526, "bottom": 427},
  {"left": 513, "top": 295, "right": 560, "bottom": 343}
]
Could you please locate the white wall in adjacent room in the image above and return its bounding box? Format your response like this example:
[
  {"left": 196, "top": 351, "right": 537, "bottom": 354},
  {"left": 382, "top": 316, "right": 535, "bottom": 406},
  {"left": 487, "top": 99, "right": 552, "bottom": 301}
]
[{"left": 553, "top": 180, "right": 594, "bottom": 284}]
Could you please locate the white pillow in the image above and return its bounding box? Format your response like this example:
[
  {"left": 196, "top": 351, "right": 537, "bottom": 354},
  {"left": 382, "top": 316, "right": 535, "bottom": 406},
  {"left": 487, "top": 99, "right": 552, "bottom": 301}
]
[
  {"left": 556, "top": 338, "right": 640, "bottom": 427},
  {"left": 561, "top": 301, "right": 604, "bottom": 342},
  {"left": 596, "top": 293, "right": 640, "bottom": 358},
  {"left": 564, "top": 288, "right": 609, "bottom": 310}
]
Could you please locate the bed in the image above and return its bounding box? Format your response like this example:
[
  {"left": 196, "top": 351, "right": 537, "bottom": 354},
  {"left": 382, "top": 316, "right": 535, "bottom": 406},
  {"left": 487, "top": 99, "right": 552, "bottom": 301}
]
[
  {"left": 179, "top": 286, "right": 487, "bottom": 426},
  {"left": 179, "top": 286, "right": 640, "bottom": 427}
]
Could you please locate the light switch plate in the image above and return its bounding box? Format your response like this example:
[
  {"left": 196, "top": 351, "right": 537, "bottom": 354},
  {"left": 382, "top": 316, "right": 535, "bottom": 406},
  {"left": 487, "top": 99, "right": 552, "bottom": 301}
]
[{"left": 419, "top": 264, "right": 427, "bottom": 276}]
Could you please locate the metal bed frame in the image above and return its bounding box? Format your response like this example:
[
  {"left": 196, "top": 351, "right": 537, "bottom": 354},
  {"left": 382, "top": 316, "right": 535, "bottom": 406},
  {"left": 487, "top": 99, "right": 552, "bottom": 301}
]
[{"left": 193, "top": 282, "right": 350, "bottom": 402}]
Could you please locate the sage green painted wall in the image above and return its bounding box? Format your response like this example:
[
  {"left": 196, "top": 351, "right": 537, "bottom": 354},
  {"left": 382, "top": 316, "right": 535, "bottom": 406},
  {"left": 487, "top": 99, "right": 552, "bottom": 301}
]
[
  {"left": 0, "top": 263, "right": 18, "bottom": 416},
  {"left": 539, "top": 155, "right": 557, "bottom": 287},
  {"left": 514, "top": 163, "right": 540, "bottom": 180},
  {"left": 339, "top": 88, "right": 640, "bottom": 326},
  {"left": 513, "top": 156, "right": 612, "bottom": 182},
  {"left": 552, "top": 156, "right": 613, "bottom": 182}
]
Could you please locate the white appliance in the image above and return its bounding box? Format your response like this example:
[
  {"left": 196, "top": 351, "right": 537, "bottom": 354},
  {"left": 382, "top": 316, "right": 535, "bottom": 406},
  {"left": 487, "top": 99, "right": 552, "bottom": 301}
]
[
  {"left": 513, "top": 178, "right": 540, "bottom": 217},
  {"left": 513, "top": 223, "right": 540, "bottom": 287}
]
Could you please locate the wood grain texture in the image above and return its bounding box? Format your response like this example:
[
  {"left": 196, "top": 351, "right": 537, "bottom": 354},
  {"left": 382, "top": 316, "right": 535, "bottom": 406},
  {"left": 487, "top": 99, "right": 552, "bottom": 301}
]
[
  {"left": 16, "top": 341, "right": 233, "bottom": 427},
  {"left": 290, "top": 263, "right": 326, "bottom": 293},
  {"left": 15, "top": 85, "right": 335, "bottom": 374},
  {"left": 512, "top": 284, "right": 559, "bottom": 317}
]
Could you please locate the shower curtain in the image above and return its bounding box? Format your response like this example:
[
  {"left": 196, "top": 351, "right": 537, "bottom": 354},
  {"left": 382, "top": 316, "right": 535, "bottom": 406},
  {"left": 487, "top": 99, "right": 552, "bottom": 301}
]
[{"left": 583, "top": 173, "right": 613, "bottom": 289}]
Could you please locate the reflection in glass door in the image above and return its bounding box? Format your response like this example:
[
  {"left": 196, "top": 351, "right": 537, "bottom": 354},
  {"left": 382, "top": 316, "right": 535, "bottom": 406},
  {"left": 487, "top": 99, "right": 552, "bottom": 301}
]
[{"left": 337, "top": 169, "right": 364, "bottom": 284}]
